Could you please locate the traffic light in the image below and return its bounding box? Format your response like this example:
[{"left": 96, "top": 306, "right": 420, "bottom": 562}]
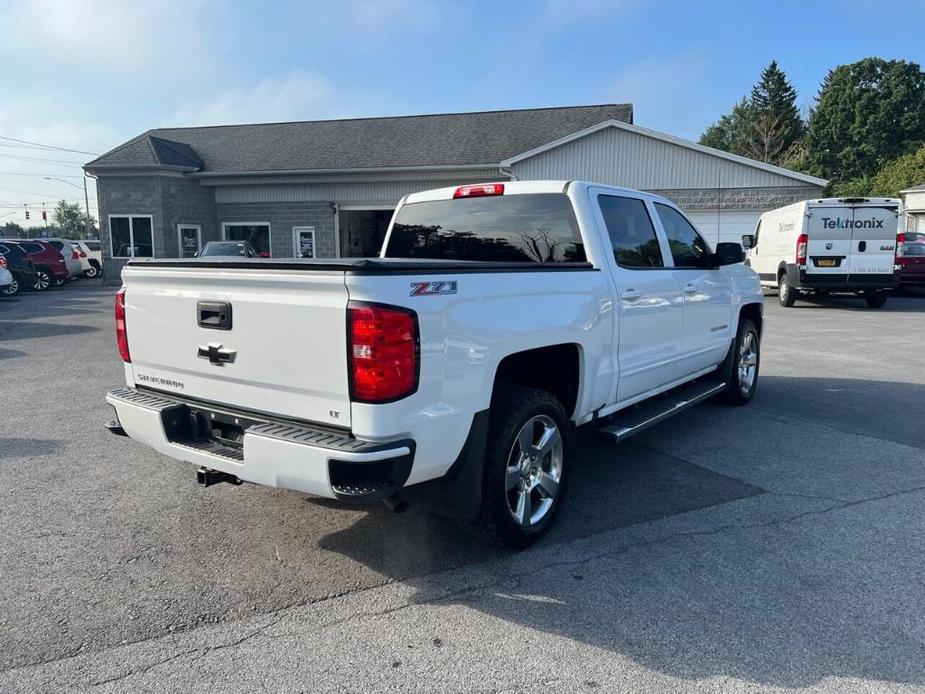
[
  {"left": 42, "top": 210, "right": 47, "bottom": 221},
  {"left": 25, "top": 210, "right": 30, "bottom": 220}
]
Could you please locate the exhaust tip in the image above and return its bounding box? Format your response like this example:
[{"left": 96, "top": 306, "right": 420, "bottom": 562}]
[{"left": 383, "top": 494, "right": 410, "bottom": 514}]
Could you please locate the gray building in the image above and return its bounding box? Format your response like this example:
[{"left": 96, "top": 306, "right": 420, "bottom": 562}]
[{"left": 84, "top": 104, "right": 827, "bottom": 282}]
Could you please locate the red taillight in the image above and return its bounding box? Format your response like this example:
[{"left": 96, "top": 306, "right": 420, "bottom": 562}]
[
  {"left": 115, "top": 288, "right": 131, "bottom": 363},
  {"left": 72, "top": 249, "right": 79, "bottom": 260},
  {"left": 78, "top": 250, "right": 87, "bottom": 258},
  {"left": 796, "top": 233, "right": 808, "bottom": 265},
  {"left": 348, "top": 303, "right": 418, "bottom": 403},
  {"left": 453, "top": 183, "right": 504, "bottom": 199},
  {"left": 0, "top": 256, "right": 7, "bottom": 269}
]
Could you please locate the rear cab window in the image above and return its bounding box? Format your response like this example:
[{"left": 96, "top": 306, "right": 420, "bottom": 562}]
[
  {"left": 384, "top": 193, "right": 586, "bottom": 263},
  {"left": 597, "top": 194, "right": 664, "bottom": 268}
]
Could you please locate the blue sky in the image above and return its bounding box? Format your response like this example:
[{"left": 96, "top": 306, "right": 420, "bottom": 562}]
[{"left": 2, "top": 0, "right": 924, "bottom": 227}]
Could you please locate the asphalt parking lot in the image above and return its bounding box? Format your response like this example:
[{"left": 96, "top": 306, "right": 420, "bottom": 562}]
[{"left": 2, "top": 284, "right": 924, "bottom": 693}]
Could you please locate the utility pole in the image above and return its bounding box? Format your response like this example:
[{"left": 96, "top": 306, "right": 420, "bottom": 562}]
[{"left": 83, "top": 176, "right": 91, "bottom": 239}]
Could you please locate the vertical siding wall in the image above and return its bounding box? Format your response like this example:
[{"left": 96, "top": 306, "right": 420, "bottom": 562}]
[{"left": 511, "top": 126, "right": 812, "bottom": 190}]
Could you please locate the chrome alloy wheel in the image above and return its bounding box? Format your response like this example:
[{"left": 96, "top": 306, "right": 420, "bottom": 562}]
[
  {"left": 33, "top": 270, "right": 50, "bottom": 291},
  {"left": 505, "top": 414, "right": 563, "bottom": 527},
  {"left": 737, "top": 331, "right": 758, "bottom": 396}
]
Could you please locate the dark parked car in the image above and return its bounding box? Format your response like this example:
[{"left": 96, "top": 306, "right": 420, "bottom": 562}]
[
  {"left": 0, "top": 239, "right": 68, "bottom": 290},
  {"left": 899, "top": 242, "right": 925, "bottom": 288},
  {"left": 198, "top": 240, "right": 258, "bottom": 258},
  {"left": 0, "top": 241, "right": 40, "bottom": 297}
]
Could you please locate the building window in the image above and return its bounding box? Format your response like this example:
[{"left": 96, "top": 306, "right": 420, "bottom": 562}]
[
  {"left": 177, "top": 224, "right": 202, "bottom": 258},
  {"left": 293, "top": 226, "right": 315, "bottom": 258},
  {"left": 223, "top": 222, "right": 270, "bottom": 257},
  {"left": 110, "top": 215, "right": 154, "bottom": 258}
]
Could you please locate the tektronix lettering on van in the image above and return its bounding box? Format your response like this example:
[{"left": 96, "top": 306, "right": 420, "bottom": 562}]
[{"left": 743, "top": 197, "right": 903, "bottom": 308}]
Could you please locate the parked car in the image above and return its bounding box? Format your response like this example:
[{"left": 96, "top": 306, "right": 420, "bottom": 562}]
[
  {"left": 0, "top": 239, "right": 67, "bottom": 290},
  {"left": 744, "top": 197, "right": 902, "bottom": 308},
  {"left": 899, "top": 242, "right": 925, "bottom": 288},
  {"left": 0, "top": 241, "right": 40, "bottom": 296},
  {"left": 41, "top": 238, "right": 83, "bottom": 279},
  {"left": 105, "top": 180, "right": 763, "bottom": 547},
  {"left": 198, "top": 240, "right": 258, "bottom": 258},
  {"left": 0, "top": 257, "right": 12, "bottom": 294},
  {"left": 72, "top": 239, "right": 102, "bottom": 278}
]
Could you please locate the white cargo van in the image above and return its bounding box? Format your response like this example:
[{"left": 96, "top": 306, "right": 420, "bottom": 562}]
[{"left": 743, "top": 198, "right": 902, "bottom": 308}]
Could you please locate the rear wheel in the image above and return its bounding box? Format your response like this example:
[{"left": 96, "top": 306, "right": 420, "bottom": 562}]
[
  {"left": 865, "top": 291, "right": 888, "bottom": 309},
  {"left": 53, "top": 274, "right": 67, "bottom": 287},
  {"left": 720, "top": 318, "right": 760, "bottom": 405},
  {"left": 84, "top": 262, "right": 100, "bottom": 279},
  {"left": 1, "top": 273, "right": 20, "bottom": 296},
  {"left": 482, "top": 386, "right": 570, "bottom": 549},
  {"left": 32, "top": 268, "right": 51, "bottom": 291},
  {"left": 778, "top": 273, "right": 797, "bottom": 307}
]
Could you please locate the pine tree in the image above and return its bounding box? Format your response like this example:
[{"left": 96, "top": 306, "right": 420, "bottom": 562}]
[{"left": 699, "top": 61, "right": 805, "bottom": 166}]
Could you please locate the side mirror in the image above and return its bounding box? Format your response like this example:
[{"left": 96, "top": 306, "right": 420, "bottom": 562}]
[
  {"left": 741, "top": 234, "right": 755, "bottom": 250},
  {"left": 713, "top": 242, "right": 745, "bottom": 266}
]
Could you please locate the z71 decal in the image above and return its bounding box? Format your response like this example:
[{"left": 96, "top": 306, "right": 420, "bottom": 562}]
[{"left": 410, "top": 280, "right": 458, "bottom": 296}]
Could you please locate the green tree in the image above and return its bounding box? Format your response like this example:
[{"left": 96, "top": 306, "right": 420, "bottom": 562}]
[
  {"left": 51, "top": 199, "right": 97, "bottom": 239},
  {"left": 806, "top": 58, "right": 925, "bottom": 182},
  {"left": 869, "top": 145, "right": 925, "bottom": 197},
  {"left": 699, "top": 61, "right": 804, "bottom": 165},
  {"left": 743, "top": 60, "right": 804, "bottom": 163},
  {"left": 1, "top": 221, "right": 26, "bottom": 238},
  {"left": 699, "top": 97, "right": 752, "bottom": 153}
]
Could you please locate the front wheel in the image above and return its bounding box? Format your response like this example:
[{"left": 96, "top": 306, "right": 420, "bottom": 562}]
[
  {"left": 483, "top": 386, "right": 570, "bottom": 549},
  {"left": 778, "top": 273, "right": 797, "bottom": 307},
  {"left": 720, "top": 318, "right": 760, "bottom": 405},
  {"left": 865, "top": 291, "right": 888, "bottom": 309}
]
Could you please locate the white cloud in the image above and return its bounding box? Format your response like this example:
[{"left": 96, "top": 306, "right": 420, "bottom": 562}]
[
  {"left": 170, "top": 70, "right": 393, "bottom": 127},
  {"left": 0, "top": 0, "right": 215, "bottom": 79}
]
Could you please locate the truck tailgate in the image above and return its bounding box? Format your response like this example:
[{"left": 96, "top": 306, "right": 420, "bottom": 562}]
[{"left": 121, "top": 265, "right": 351, "bottom": 428}]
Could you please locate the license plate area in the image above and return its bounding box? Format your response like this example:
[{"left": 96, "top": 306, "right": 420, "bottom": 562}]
[
  {"left": 161, "top": 403, "right": 263, "bottom": 450},
  {"left": 812, "top": 256, "right": 843, "bottom": 268}
]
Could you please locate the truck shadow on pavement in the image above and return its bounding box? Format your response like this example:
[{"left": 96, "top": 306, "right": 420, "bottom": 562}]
[
  {"left": 318, "top": 377, "right": 925, "bottom": 688},
  {"left": 0, "top": 320, "right": 99, "bottom": 341}
]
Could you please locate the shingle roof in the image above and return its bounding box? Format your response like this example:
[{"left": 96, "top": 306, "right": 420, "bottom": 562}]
[
  {"left": 902, "top": 181, "right": 925, "bottom": 192},
  {"left": 85, "top": 104, "right": 633, "bottom": 174}
]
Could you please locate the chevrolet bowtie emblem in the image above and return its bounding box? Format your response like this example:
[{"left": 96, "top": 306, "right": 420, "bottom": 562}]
[{"left": 197, "top": 343, "right": 236, "bottom": 366}]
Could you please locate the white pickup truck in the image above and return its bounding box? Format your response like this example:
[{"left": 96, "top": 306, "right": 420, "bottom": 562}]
[{"left": 106, "top": 181, "right": 764, "bottom": 547}]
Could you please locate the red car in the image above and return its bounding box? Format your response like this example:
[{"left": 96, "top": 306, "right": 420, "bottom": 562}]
[
  {"left": 0, "top": 239, "right": 68, "bottom": 290},
  {"left": 899, "top": 242, "right": 925, "bottom": 288}
]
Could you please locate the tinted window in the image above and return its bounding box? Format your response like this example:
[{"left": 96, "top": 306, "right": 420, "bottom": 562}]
[
  {"left": 905, "top": 243, "right": 925, "bottom": 256},
  {"left": 49, "top": 240, "right": 64, "bottom": 250},
  {"left": 655, "top": 203, "right": 710, "bottom": 268},
  {"left": 111, "top": 218, "right": 131, "bottom": 257},
  {"left": 386, "top": 193, "right": 585, "bottom": 263},
  {"left": 19, "top": 242, "right": 44, "bottom": 253},
  {"left": 85, "top": 241, "right": 100, "bottom": 251},
  {"left": 224, "top": 224, "right": 270, "bottom": 256},
  {"left": 598, "top": 195, "right": 663, "bottom": 268}
]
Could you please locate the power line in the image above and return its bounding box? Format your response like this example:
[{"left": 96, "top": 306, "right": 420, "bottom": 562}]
[
  {"left": 0, "top": 135, "right": 99, "bottom": 156},
  {"left": 0, "top": 153, "right": 87, "bottom": 166},
  {"left": 0, "top": 171, "right": 83, "bottom": 178}
]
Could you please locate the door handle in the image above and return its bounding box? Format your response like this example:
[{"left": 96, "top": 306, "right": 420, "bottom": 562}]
[
  {"left": 621, "top": 288, "right": 642, "bottom": 302},
  {"left": 683, "top": 283, "right": 698, "bottom": 295}
]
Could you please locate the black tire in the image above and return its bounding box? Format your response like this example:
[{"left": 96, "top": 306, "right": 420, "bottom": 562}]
[
  {"left": 32, "top": 268, "right": 52, "bottom": 291},
  {"left": 1, "top": 273, "right": 20, "bottom": 297},
  {"left": 84, "top": 261, "right": 101, "bottom": 279},
  {"left": 865, "top": 291, "right": 888, "bottom": 309},
  {"left": 778, "top": 272, "right": 797, "bottom": 307},
  {"left": 482, "top": 386, "right": 571, "bottom": 549},
  {"left": 719, "top": 318, "right": 760, "bottom": 405},
  {"left": 53, "top": 274, "right": 67, "bottom": 287}
]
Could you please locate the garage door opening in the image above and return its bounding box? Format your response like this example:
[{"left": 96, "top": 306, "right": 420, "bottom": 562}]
[{"left": 339, "top": 209, "right": 393, "bottom": 257}]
